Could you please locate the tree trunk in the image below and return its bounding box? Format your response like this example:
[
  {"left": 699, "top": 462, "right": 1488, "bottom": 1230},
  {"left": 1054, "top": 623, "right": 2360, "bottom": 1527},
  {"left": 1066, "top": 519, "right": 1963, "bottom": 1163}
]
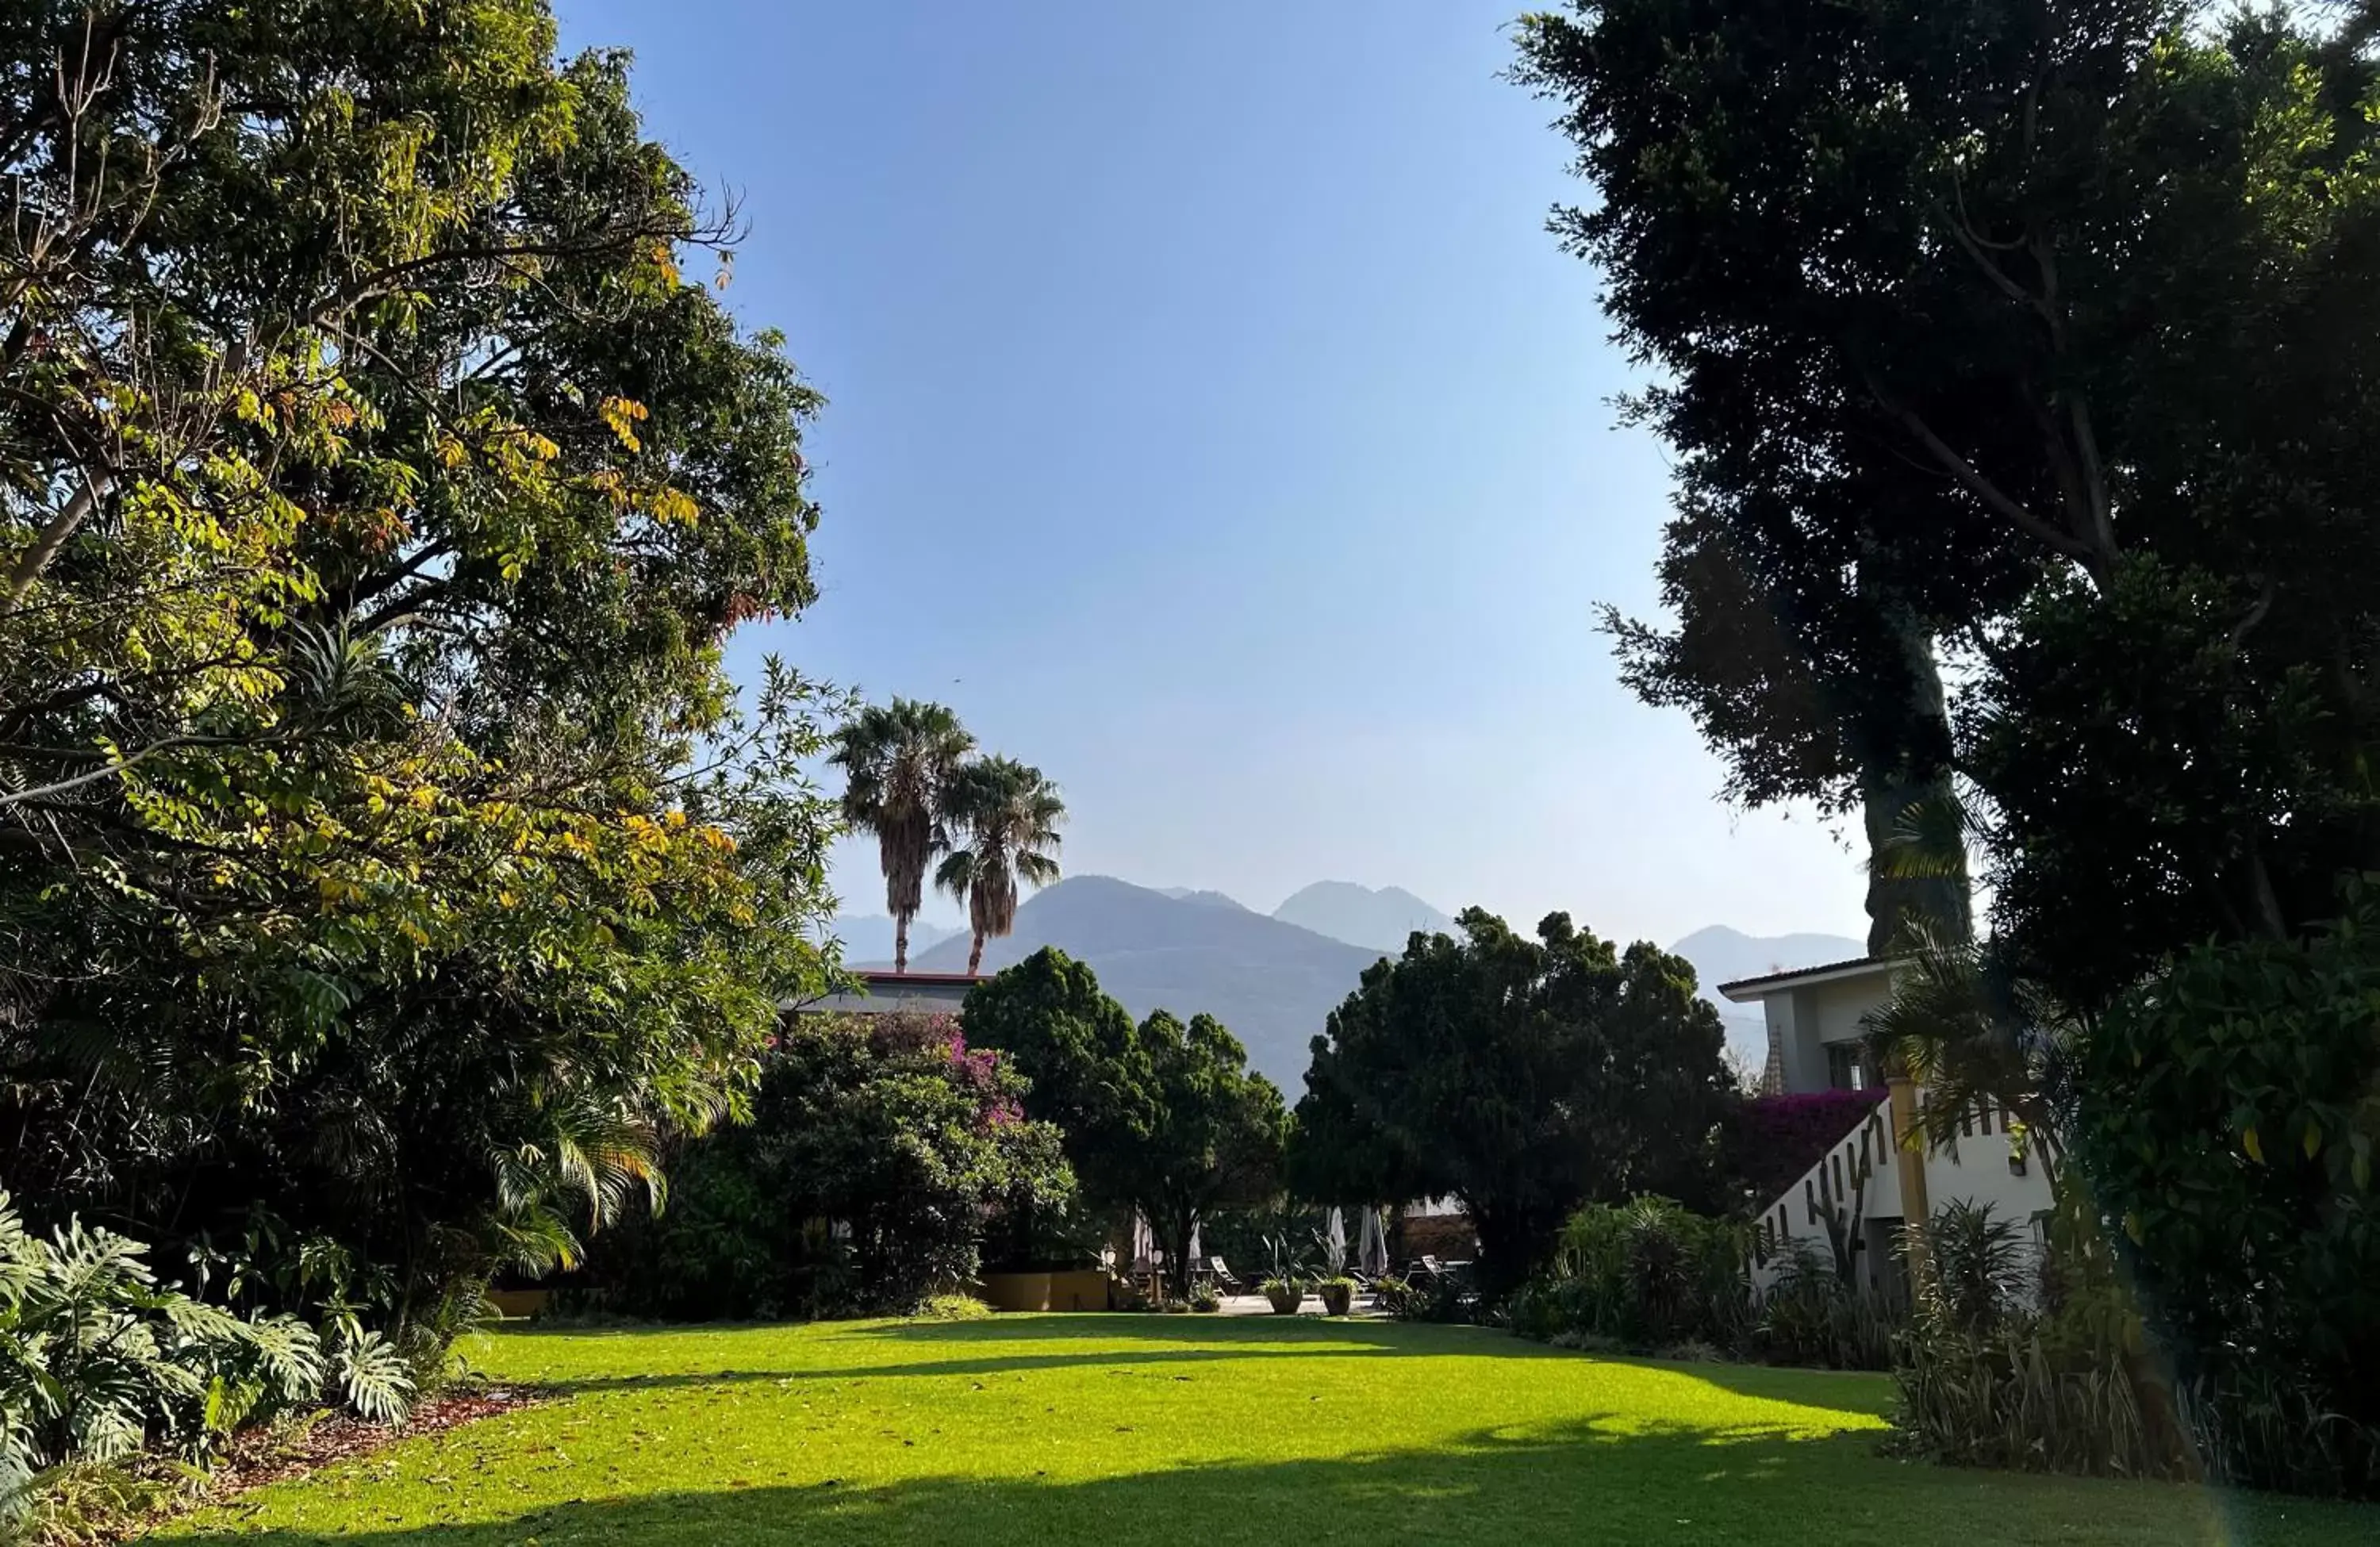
[
  {"left": 1861, "top": 601, "right": 1970, "bottom": 956},
  {"left": 894, "top": 912, "right": 910, "bottom": 974},
  {"left": 966, "top": 931, "right": 985, "bottom": 975},
  {"left": 1155, "top": 1205, "right": 1198, "bottom": 1303}
]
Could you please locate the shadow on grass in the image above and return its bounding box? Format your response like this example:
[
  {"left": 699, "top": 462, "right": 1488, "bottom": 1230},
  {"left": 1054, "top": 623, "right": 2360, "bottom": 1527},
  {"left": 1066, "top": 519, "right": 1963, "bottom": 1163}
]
[
  {"left": 170, "top": 1412, "right": 2374, "bottom": 1547},
  {"left": 848, "top": 1312, "right": 1559, "bottom": 1354},
  {"left": 530, "top": 1343, "right": 1407, "bottom": 1395}
]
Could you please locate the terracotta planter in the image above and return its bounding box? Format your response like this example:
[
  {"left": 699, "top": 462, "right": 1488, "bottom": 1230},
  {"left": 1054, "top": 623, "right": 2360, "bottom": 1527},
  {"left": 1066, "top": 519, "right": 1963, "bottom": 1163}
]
[
  {"left": 1046, "top": 1269, "right": 1110, "bottom": 1312},
  {"left": 1319, "top": 1281, "right": 1354, "bottom": 1317},
  {"left": 488, "top": 1288, "right": 550, "bottom": 1319},
  {"left": 1264, "top": 1284, "right": 1305, "bottom": 1315},
  {"left": 980, "top": 1271, "right": 1052, "bottom": 1312}
]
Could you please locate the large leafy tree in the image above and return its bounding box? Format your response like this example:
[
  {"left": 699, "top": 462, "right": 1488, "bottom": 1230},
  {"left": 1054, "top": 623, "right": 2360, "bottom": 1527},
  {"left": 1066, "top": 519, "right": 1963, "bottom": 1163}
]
[
  {"left": 962, "top": 949, "right": 1285, "bottom": 1287},
  {"left": 0, "top": 0, "right": 839, "bottom": 1345},
  {"left": 1516, "top": 2, "right": 2380, "bottom": 1485},
  {"left": 1113, "top": 1009, "right": 1286, "bottom": 1296},
  {"left": 958, "top": 948, "right": 1145, "bottom": 1167},
  {"left": 1514, "top": 1, "right": 2380, "bottom": 1005},
  {"left": 828, "top": 700, "right": 973, "bottom": 973},
  {"left": 1293, "top": 910, "right": 1735, "bottom": 1296},
  {"left": 936, "top": 756, "right": 1064, "bottom": 974}
]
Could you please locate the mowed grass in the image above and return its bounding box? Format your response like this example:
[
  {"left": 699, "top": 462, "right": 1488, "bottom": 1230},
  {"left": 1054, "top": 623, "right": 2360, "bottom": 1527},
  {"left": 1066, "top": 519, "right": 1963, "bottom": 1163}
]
[{"left": 155, "top": 1315, "right": 2379, "bottom": 1545}]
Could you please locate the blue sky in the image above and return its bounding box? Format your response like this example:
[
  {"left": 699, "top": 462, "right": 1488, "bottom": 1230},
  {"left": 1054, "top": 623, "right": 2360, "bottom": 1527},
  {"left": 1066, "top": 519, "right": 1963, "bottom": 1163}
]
[{"left": 552, "top": 0, "right": 1870, "bottom": 946}]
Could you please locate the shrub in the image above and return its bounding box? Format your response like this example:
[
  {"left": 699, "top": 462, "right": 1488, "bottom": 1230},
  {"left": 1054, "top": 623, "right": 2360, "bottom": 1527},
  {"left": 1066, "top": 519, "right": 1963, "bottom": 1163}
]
[
  {"left": 1755, "top": 1246, "right": 1898, "bottom": 1371},
  {"left": 1890, "top": 1180, "right": 2380, "bottom": 1495},
  {"left": 2067, "top": 897, "right": 2380, "bottom": 1496},
  {"left": 1546, "top": 1330, "right": 1625, "bottom": 1355},
  {"left": 1187, "top": 1286, "right": 1222, "bottom": 1314},
  {"left": 1722, "top": 1090, "right": 1891, "bottom": 1210},
  {"left": 913, "top": 1295, "right": 994, "bottom": 1322},
  {"left": 1510, "top": 1198, "right": 1757, "bottom": 1356},
  {"left": 0, "top": 1192, "right": 413, "bottom": 1534},
  {"left": 590, "top": 1010, "right": 1073, "bottom": 1320},
  {"left": 1377, "top": 1273, "right": 1472, "bottom": 1325},
  {"left": 1913, "top": 1201, "right": 2030, "bottom": 1336}
]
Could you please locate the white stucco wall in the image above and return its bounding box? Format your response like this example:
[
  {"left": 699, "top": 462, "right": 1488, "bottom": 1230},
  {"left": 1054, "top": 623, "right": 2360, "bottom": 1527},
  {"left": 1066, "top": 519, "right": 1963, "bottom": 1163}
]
[
  {"left": 1916, "top": 1096, "right": 2056, "bottom": 1228},
  {"left": 1759, "top": 966, "right": 1894, "bottom": 1096}
]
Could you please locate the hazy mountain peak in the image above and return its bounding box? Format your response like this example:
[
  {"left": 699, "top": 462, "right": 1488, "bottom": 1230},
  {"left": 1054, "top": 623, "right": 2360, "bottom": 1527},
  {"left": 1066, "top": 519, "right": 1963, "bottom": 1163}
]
[
  {"left": 905, "top": 874, "right": 1380, "bottom": 1085},
  {"left": 1664, "top": 925, "right": 1868, "bottom": 1072},
  {"left": 1155, "top": 886, "right": 1249, "bottom": 911},
  {"left": 823, "top": 913, "right": 964, "bottom": 965},
  {"left": 1271, "top": 881, "right": 1455, "bottom": 954}
]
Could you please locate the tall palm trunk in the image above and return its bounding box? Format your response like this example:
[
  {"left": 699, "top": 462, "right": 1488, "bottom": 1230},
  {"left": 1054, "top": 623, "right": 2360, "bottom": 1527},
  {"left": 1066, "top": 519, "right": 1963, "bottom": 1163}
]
[
  {"left": 966, "top": 930, "right": 985, "bottom": 976},
  {"left": 895, "top": 913, "right": 911, "bottom": 975}
]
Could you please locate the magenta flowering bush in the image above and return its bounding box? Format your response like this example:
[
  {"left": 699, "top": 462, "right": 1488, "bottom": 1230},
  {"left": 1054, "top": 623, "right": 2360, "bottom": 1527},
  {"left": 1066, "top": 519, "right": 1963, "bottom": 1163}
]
[{"left": 1724, "top": 1088, "right": 1888, "bottom": 1207}]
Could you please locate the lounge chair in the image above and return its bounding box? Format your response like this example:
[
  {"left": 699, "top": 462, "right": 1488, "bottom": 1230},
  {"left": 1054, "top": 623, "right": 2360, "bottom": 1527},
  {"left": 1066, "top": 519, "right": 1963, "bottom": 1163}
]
[{"left": 1205, "top": 1256, "right": 1244, "bottom": 1292}]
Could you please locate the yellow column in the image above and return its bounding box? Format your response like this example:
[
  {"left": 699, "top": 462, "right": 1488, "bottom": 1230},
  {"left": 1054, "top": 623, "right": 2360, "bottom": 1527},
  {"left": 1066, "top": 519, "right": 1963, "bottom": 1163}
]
[{"left": 1887, "top": 1073, "right": 1930, "bottom": 1283}]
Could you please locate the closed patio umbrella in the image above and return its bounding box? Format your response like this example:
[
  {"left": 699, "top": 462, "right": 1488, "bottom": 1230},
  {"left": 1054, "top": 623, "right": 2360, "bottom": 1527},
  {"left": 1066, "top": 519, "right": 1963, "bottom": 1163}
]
[
  {"left": 1326, "top": 1207, "right": 1347, "bottom": 1273},
  {"left": 1359, "top": 1206, "right": 1389, "bottom": 1276}
]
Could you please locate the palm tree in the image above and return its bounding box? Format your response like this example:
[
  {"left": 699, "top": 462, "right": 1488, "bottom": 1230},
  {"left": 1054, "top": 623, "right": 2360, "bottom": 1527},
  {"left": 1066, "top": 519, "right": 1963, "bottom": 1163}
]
[
  {"left": 936, "top": 756, "right": 1065, "bottom": 975},
  {"left": 828, "top": 700, "right": 974, "bottom": 973}
]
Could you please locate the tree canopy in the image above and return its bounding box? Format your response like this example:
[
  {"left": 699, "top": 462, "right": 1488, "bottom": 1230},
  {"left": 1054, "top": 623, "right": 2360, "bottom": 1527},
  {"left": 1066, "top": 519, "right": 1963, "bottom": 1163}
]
[
  {"left": 1515, "top": 0, "right": 2380, "bottom": 1002},
  {"left": 829, "top": 701, "right": 973, "bottom": 973},
  {"left": 937, "top": 757, "right": 1065, "bottom": 975},
  {"left": 1292, "top": 910, "right": 1736, "bottom": 1295},
  {"left": 1, "top": 0, "right": 839, "bottom": 1349},
  {"left": 962, "top": 949, "right": 1284, "bottom": 1290}
]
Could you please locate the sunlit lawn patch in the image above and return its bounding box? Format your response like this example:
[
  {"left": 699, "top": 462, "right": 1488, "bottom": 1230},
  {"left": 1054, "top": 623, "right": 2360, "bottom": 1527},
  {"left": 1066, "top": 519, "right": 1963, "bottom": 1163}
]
[{"left": 156, "top": 1316, "right": 2380, "bottom": 1545}]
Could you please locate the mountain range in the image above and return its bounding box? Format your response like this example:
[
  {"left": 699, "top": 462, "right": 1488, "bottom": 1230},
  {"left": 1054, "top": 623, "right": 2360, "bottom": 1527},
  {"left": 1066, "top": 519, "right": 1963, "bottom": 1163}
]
[
  {"left": 838, "top": 877, "right": 1860, "bottom": 1091},
  {"left": 899, "top": 877, "right": 1380, "bottom": 1087},
  {"left": 827, "top": 914, "right": 964, "bottom": 965},
  {"left": 1666, "top": 924, "right": 1866, "bottom": 1072},
  {"left": 1271, "top": 881, "right": 1456, "bottom": 954}
]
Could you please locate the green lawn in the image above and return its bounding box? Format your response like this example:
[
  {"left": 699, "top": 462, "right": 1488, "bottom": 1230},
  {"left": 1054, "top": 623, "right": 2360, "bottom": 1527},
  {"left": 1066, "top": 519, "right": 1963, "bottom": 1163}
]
[{"left": 156, "top": 1315, "right": 2378, "bottom": 1545}]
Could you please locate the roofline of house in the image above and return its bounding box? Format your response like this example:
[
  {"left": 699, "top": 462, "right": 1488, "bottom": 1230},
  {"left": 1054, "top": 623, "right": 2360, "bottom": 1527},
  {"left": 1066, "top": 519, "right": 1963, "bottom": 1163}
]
[
  {"left": 1718, "top": 954, "right": 1893, "bottom": 1003},
  {"left": 850, "top": 970, "right": 985, "bottom": 988}
]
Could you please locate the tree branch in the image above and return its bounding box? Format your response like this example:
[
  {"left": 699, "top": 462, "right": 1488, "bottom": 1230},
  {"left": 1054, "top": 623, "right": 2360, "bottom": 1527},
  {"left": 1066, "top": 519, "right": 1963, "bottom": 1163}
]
[
  {"left": 1861, "top": 375, "right": 2105, "bottom": 578},
  {"left": 0, "top": 472, "right": 109, "bottom": 617},
  {"left": 0, "top": 737, "right": 176, "bottom": 807}
]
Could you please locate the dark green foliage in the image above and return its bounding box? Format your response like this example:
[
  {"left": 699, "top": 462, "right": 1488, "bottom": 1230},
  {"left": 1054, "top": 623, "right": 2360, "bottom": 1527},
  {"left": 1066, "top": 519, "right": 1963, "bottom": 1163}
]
[
  {"left": 1515, "top": 6, "right": 2380, "bottom": 1004},
  {"left": 1516, "top": 0, "right": 2380, "bottom": 996},
  {"left": 2067, "top": 898, "right": 2380, "bottom": 1492},
  {"left": 596, "top": 1010, "right": 1072, "bottom": 1319},
  {"left": 1509, "top": 1200, "right": 1891, "bottom": 1370},
  {"left": 1376, "top": 1274, "right": 1471, "bottom": 1326},
  {"left": 1519, "top": 1, "right": 2380, "bottom": 1495},
  {"left": 1914, "top": 1201, "right": 2029, "bottom": 1339},
  {"left": 1292, "top": 911, "right": 1737, "bottom": 1296},
  {"left": 1891, "top": 1184, "right": 2380, "bottom": 1495},
  {"left": 1, "top": 0, "right": 843, "bottom": 1366},
  {"left": 963, "top": 950, "right": 1286, "bottom": 1290},
  {"left": 0, "top": 1188, "right": 405, "bottom": 1528},
  {"left": 1123, "top": 1009, "right": 1287, "bottom": 1307},
  {"left": 1508, "top": 1199, "right": 1750, "bottom": 1353},
  {"left": 959, "top": 949, "right": 1145, "bottom": 1198}
]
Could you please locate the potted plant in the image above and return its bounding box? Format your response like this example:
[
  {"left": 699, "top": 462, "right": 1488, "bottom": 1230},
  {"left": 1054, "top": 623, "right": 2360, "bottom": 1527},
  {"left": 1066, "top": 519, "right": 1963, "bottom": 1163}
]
[
  {"left": 1318, "top": 1276, "right": 1357, "bottom": 1317},
  {"left": 1261, "top": 1230, "right": 1313, "bottom": 1315}
]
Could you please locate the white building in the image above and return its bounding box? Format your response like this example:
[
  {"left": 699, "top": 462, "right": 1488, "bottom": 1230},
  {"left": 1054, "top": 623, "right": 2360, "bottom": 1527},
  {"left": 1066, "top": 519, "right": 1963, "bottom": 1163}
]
[{"left": 1721, "top": 956, "right": 2055, "bottom": 1297}]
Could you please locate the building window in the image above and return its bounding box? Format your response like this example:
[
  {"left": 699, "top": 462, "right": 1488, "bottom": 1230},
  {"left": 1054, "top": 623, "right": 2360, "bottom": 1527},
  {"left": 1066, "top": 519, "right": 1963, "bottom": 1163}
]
[{"left": 1825, "top": 1042, "right": 1869, "bottom": 1091}]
